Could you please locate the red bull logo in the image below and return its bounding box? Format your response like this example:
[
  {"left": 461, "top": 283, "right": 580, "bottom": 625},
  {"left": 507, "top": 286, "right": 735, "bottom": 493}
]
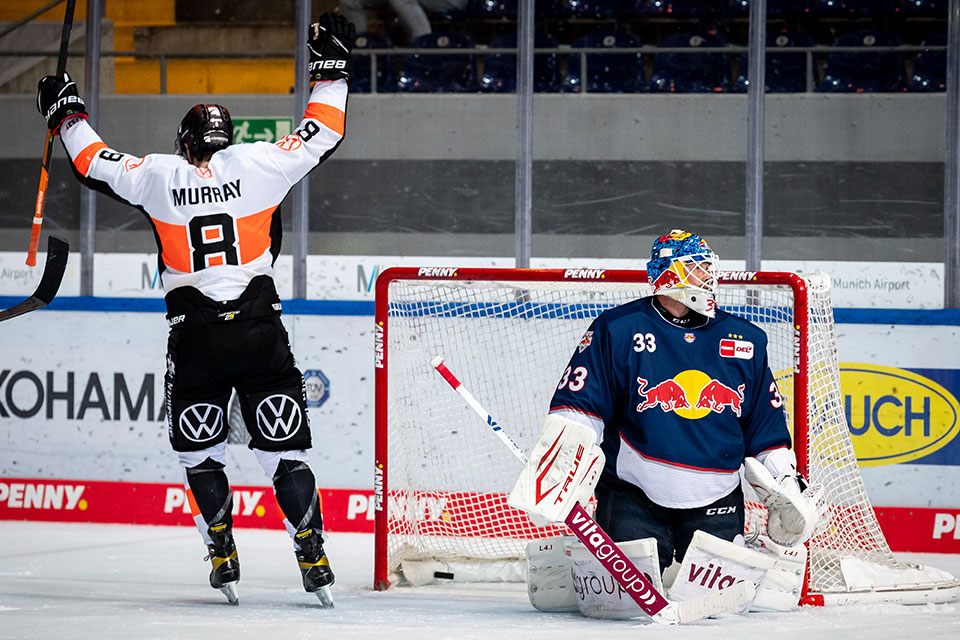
[
  {"left": 636, "top": 371, "right": 746, "bottom": 419},
  {"left": 694, "top": 380, "right": 746, "bottom": 417},
  {"left": 636, "top": 378, "right": 691, "bottom": 412},
  {"left": 578, "top": 331, "right": 594, "bottom": 353},
  {"left": 658, "top": 231, "right": 693, "bottom": 243},
  {"left": 651, "top": 269, "right": 682, "bottom": 293}
]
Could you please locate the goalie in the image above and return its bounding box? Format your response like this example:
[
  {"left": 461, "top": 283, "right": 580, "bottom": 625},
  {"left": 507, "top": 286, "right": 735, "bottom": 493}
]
[{"left": 510, "top": 231, "right": 823, "bottom": 616}]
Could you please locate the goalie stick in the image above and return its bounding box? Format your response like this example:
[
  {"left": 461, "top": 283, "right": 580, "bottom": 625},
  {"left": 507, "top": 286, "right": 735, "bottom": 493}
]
[
  {"left": 0, "top": 236, "right": 69, "bottom": 323},
  {"left": 27, "top": 0, "right": 77, "bottom": 266},
  {"left": 430, "top": 356, "right": 753, "bottom": 625}
]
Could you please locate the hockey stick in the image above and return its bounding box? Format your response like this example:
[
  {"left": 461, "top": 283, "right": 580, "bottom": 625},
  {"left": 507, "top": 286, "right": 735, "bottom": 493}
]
[
  {"left": 27, "top": 0, "right": 77, "bottom": 267},
  {"left": 431, "top": 355, "right": 754, "bottom": 625},
  {"left": 0, "top": 236, "right": 69, "bottom": 323}
]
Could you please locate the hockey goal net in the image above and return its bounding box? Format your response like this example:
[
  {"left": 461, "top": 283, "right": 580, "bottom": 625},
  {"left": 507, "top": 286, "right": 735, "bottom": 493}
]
[{"left": 373, "top": 267, "right": 958, "bottom": 604}]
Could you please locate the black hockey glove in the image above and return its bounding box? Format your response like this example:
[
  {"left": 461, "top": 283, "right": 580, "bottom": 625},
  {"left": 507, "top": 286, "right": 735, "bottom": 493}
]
[
  {"left": 37, "top": 72, "right": 88, "bottom": 134},
  {"left": 307, "top": 13, "right": 355, "bottom": 83}
]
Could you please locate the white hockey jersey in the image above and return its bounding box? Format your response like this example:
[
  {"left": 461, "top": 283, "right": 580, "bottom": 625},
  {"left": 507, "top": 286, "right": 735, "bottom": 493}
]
[{"left": 59, "top": 80, "right": 348, "bottom": 302}]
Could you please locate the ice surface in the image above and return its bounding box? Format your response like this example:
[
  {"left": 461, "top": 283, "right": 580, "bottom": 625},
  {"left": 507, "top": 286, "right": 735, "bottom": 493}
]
[{"left": 1, "top": 521, "right": 958, "bottom": 640}]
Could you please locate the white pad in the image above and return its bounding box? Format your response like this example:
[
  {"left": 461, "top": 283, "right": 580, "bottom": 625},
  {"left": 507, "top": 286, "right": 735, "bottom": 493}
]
[
  {"left": 569, "top": 537, "right": 663, "bottom": 619},
  {"left": 743, "top": 456, "right": 825, "bottom": 547},
  {"left": 525, "top": 537, "right": 578, "bottom": 612},
  {"left": 748, "top": 534, "right": 807, "bottom": 612},
  {"left": 669, "top": 530, "right": 775, "bottom": 613},
  {"left": 507, "top": 415, "right": 604, "bottom": 523}
]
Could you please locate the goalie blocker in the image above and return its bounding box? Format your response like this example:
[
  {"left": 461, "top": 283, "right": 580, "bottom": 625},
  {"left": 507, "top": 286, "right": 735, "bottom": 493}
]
[{"left": 506, "top": 415, "right": 604, "bottom": 524}]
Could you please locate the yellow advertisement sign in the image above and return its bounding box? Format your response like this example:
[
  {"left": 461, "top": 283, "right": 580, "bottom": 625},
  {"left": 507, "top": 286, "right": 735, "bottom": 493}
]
[{"left": 841, "top": 363, "right": 960, "bottom": 467}]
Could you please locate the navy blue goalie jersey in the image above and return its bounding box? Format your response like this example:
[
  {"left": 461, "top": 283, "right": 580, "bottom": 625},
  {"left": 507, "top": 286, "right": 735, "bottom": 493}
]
[{"left": 549, "top": 297, "right": 791, "bottom": 509}]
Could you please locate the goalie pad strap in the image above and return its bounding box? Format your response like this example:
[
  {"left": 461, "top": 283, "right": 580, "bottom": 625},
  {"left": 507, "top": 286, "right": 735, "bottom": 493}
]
[{"left": 525, "top": 537, "right": 578, "bottom": 613}]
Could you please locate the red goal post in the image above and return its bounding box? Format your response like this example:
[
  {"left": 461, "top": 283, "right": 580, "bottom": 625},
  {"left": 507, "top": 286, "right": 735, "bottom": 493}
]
[{"left": 373, "top": 267, "right": 959, "bottom": 605}]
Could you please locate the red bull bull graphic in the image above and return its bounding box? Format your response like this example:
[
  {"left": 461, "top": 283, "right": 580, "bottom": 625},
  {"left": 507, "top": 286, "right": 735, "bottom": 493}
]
[
  {"left": 695, "top": 380, "right": 746, "bottom": 417},
  {"left": 636, "top": 371, "right": 746, "bottom": 419},
  {"left": 651, "top": 269, "right": 682, "bottom": 294},
  {"left": 636, "top": 378, "right": 691, "bottom": 412}
]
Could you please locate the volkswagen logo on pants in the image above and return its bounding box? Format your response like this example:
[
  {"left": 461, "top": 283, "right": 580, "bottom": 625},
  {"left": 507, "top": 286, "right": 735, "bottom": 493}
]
[
  {"left": 179, "top": 403, "right": 225, "bottom": 443},
  {"left": 256, "top": 394, "right": 303, "bottom": 441}
]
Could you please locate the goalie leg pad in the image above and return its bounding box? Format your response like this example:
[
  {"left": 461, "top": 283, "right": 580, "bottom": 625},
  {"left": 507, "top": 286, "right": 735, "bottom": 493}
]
[
  {"left": 669, "top": 530, "right": 775, "bottom": 613},
  {"left": 569, "top": 537, "right": 663, "bottom": 619},
  {"left": 748, "top": 535, "right": 807, "bottom": 612},
  {"left": 525, "top": 537, "right": 578, "bottom": 613}
]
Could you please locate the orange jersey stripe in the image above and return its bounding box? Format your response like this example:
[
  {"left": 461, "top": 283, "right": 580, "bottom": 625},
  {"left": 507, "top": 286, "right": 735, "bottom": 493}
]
[
  {"left": 151, "top": 217, "right": 192, "bottom": 273},
  {"left": 236, "top": 206, "right": 277, "bottom": 264},
  {"left": 304, "top": 103, "right": 345, "bottom": 137},
  {"left": 73, "top": 142, "right": 108, "bottom": 177}
]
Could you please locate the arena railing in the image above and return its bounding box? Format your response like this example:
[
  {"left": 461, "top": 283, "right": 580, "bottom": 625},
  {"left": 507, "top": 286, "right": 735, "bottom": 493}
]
[{"left": 0, "top": 44, "right": 945, "bottom": 94}]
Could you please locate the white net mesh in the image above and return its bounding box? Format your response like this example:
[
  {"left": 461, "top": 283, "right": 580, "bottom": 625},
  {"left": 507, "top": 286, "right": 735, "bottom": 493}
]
[{"left": 375, "top": 269, "right": 956, "bottom": 601}]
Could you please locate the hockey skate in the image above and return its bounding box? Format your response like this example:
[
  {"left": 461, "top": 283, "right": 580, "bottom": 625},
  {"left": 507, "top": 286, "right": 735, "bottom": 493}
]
[
  {"left": 295, "top": 528, "right": 335, "bottom": 607},
  {"left": 206, "top": 525, "right": 240, "bottom": 606}
]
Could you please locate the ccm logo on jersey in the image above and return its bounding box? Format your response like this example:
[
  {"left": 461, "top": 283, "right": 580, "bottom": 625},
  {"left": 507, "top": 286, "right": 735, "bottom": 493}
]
[
  {"left": 705, "top": 506, "right": 737, "bottom": 515},
  {"left": 719, "top": 339, "right": 754, "bottom": 359}
]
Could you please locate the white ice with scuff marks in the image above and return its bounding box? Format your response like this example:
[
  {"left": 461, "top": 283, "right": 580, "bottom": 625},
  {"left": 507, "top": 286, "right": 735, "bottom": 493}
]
[{"left": 1, "top": 521, "right": 959, "bottom": 640}]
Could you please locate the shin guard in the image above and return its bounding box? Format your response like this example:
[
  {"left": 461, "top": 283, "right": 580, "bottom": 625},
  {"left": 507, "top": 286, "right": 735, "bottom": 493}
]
[
  {"left": 186, "top": 457, "right": 234, "bottom": 540},
  {"left": 273, "top": 458, "right": 324, "bottom": 533}
]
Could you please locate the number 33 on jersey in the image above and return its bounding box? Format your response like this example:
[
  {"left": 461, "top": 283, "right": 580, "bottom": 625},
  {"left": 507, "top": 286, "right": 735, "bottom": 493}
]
[{"left": 549, "top": 296, "right": 790, "bottom": 484}]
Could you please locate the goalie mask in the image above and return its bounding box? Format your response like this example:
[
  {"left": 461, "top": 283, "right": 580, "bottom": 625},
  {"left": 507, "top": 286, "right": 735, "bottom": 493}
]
[
  {"left": 176, "top": 104, "right": 233, "bottom": 161},
  {"left": 646, "top": 230, "right": 719, "bottom": 318}
]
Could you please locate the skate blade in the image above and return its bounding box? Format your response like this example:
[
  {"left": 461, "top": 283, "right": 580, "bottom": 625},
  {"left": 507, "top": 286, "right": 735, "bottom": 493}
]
[
  {"left": 218, "top": 581, "right": 239, "bottom": 606},
  {"left": 314, "top": 585, "right": 334, "bottom": 608}
]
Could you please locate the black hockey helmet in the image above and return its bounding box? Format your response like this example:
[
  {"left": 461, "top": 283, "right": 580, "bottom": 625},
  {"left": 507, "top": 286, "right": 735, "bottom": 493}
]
[{"left": 175, "top": 104, "right": 233, "bottom": 161}]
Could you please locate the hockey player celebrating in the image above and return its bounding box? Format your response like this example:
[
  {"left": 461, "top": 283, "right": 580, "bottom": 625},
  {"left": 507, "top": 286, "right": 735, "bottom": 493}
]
[
  {"left": 34, "top": 13, "right": 357, "bottom": 607},
  {"left": 512, "top": 230, "right": 824, "bottom": 616}
]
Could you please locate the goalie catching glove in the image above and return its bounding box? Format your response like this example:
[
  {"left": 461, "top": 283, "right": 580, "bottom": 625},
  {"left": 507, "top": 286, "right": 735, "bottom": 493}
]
[
  {"left": 307, "top": 13, "right": 355, "bottom": 83},
  {"left": 37, "top": 72, "right": 87, "bottom": 134},
  {"left": 743, "top": 455, "right": 826, "bottom": 547},
  {"left": 507, "top": 415, "right": 604, "bottom": 524}
]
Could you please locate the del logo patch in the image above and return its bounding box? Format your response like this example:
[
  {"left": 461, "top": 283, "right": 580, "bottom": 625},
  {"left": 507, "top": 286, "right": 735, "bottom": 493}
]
[
  {"left": 719, "top": 338, "right": 754, "bottom": 360},
  {"left": 578, "top": 331, "right": 594, "bottom": 353}
]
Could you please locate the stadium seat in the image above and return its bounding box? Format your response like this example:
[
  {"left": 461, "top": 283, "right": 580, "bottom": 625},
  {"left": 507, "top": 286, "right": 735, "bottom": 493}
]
[
  {"left": 817, "top": 30, "right": 906, "bottom": 93},
  {"left": 649, "top": 30, "right": 731, "bottom": 93},
  {"left": 633, "top": 0, "right": 720, "bottom": 17},
  {"left": 731, "top": 30, "right": 815, "bottom": 93},
  {"left": 395, "top": 32, "right": 478, "bottom": 93},
  {"left": 479, "top": 32, "right": 561, "bottom": 93},
  {"left": 352, "top": 32, "right": 394, "bottom": 94},
  {"left": 563, "top": 30, "right": 644, "bottom": 93},
  {"left": 907, "top": 32, "right": 946, "bottom": 92}
]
